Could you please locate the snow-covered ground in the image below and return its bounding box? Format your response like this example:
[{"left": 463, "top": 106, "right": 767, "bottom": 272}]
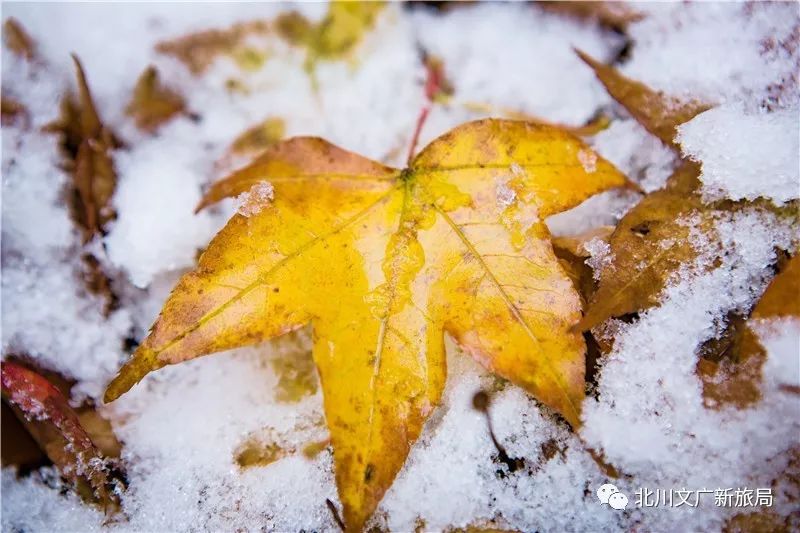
[{"left": 2, "top": 2, "right": 798, "bottom": 532}]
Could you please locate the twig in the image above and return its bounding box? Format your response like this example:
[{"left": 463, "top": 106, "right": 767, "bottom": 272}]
[
  {"left": 406, "top": 50, "right": 447, "bottom": 165},
  {"left": 325, "top": 498, "right": 346, "bottom": 532}
]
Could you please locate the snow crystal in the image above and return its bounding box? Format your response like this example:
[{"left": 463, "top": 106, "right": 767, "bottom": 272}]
[
  {"left": 583, "top": 237, "right": 612, "bottom": 280},
  {"left": 577, "top": 148, "right": 598, "bottom": 173},
  {"left": 509, "top": 162, "right": 524, "bottom": 177},
  {"left": 236, "top": 181, "right": 274, "bottom": 218},
  {"left": 677, "top": 105, "right": 800, "bottom": 205},
  {"left": 495, "top": 176, "right": 516, "bottom": 209}
]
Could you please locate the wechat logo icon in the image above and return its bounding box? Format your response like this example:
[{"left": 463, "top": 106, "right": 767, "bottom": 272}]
[{"left": 597, "top": 483, "right": 628, "bottom": 510}]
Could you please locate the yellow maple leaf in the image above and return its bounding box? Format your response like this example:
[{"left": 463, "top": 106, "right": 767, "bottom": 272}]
[{"left": 104, "top": 119, "right": 628, "bottom": 530}]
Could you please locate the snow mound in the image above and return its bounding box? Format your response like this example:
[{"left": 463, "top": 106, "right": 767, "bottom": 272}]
[{"left": 677, "top": 105, "right": 800, "bottom": 205}]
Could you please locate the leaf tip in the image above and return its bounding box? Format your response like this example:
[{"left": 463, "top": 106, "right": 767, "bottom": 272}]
[
  {"left": 573, "top": 47, "right": 593, "bottom": 66},
  {"left": 103, "top": 351, "right": 158, "bottom": 403}
]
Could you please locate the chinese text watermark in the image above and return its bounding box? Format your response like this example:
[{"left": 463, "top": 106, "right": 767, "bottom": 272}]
[{"left": 596, "top": 483, "right": 773, "bottom": 510}]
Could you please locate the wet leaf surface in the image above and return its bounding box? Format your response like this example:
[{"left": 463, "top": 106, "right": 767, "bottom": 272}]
[{"left": 105, "top": 118, "right": 629, "bottom": 530}]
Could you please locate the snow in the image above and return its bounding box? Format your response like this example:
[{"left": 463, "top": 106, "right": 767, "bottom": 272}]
[
  {"left": 677, "top": 105, "right": 800, "bottom": 205},
  {"left": 1, "top": 46, "right": 133, "bottom": 400},
  {"left": 582, "top": 207, "right": 799, "bottom": 531},
  {"left": 591, "top": 119, "right": 677, "bottom": 193},
  {"left": 495, "top": 177, "right": 516, "bottom": 209},
  {"left": 105, "top": 134, "right": 220, "bottom": 288},
  {"left": 583, "top": 237, "right": 612, "bottom": 280},
  {"left": 2, "top": 2, "right": 799, "bottom": 532},
  {"left": 624, "top": 2, "right": 800, "bottom": 109},
  {"left": 577, "top": 148, "right": 598, "bottom": 174},
  {"left": 236, "top": 181, "right": 274, "bottom": 217}
]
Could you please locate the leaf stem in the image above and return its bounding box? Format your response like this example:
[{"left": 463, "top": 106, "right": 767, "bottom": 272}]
[
  {"left": 406, "top": 105, "right": 431, "bottom": 166},
  {"left": 406, "top": 51, "right": 446, "bottom": 165}
]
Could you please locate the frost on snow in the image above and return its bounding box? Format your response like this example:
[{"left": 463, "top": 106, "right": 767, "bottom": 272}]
[{"left": 2, "top": 2, "right": 799, "bottom": 533}]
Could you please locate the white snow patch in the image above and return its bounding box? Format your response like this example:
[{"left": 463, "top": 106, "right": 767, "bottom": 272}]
[
  {"left": 592, "top": 119, "right": 678, "bottom": 193},
  {"left": 677, "top": 105, "right": 800, "bottom": 205},
  {"left": 625, "top": 2, "right": 800, "bottom": 108},
  {"left": 104, "top": 136, "right": 221, "bottom": 288}
]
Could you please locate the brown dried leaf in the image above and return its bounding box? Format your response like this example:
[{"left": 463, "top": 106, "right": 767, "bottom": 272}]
[
  {"left": 575, "top": 161, "right": 708, "bottom": 331},
  {"left": 55, "top": 55, "right": 119, "bottom": 243},
  {"left": 274, "top": 11, "right": 314, "bottom": 46},
  {"left": 229, "top": 117, "right": 285, "bottom": 158},
  {"left": 538, "top": 1, "right": 644, "bottom": 31},
  {"left": 126, "top": 66, "right": 186, "bottom": 132},
  {"left": 3, "top": 18, "right": 36, "bottom": 60},
  {"left": 576, "top": 49, "right": 711, "bottom": 148},
  {"left": 75, "top": 409, "right": 122, "bottom": 459},
  {"left": 156, "top": 20, "right": 269, "bottom": 74},
  {"left": 235, "top": 437, "right": 290, "bottom": 468},
  {"left": 699, "top": 254, "right": 800, "bottom": 408},
  {"left": 451, "top": 521, "right": 522, "bottom": 533},
  {"left": 80, "top": 253, "right": 117, "bottom": 316},
  {"left": 302, "top": 439, "right": 330, "bottom": 459},
  {"left": 271, "top": 347, "right": 318, "bottom": 403},
  {"left": 723, "top": 511, "right": 791, "bottom": 533},
  {"left": 1, "top": 96, "right": 27, "bottom": 126},
  {"left": 42, "top": 57, "right": 119, "bottom": 312}
]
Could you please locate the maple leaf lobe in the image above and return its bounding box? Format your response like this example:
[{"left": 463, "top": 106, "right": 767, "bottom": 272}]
[{"left": 106, "top": 119, "right": 629, "bottom": 531}]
